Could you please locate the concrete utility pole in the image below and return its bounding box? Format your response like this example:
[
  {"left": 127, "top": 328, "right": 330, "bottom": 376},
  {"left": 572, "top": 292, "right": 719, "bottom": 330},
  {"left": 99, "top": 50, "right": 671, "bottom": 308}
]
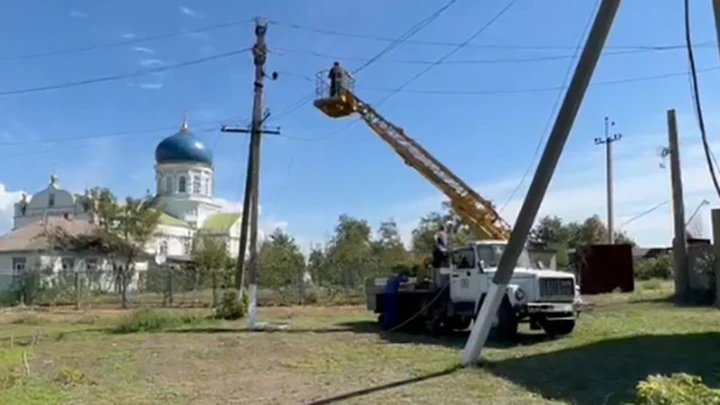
[
  {"left": 222, "top": 17, "right": 279, "bottom": 330},
  {"left": 594, "top": 117, "right": 622, "bottom": 244},
  {"left": 460, "top": 0, "right": 622, "bottom": 367},
  {"left": 667, "top": 109, "right": 689, "bottom": 298}
]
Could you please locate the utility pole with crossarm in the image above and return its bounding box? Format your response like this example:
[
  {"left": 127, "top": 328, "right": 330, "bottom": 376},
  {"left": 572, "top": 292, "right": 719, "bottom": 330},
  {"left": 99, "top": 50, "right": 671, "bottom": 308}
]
[{"left": 221, "top": 17, "right": 279, "bottom": 330}]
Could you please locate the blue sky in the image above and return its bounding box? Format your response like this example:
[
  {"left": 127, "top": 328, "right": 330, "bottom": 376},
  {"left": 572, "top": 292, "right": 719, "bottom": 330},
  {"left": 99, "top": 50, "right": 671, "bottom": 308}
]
[{"left": 1, "top": 0, "right": 720, "bottom": 250}]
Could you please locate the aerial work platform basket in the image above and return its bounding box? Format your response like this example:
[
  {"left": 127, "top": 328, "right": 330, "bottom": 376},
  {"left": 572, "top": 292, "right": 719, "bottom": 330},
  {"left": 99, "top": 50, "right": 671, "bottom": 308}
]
[{"left": 313, "top": 69, "right": 358, "bottom": 118}]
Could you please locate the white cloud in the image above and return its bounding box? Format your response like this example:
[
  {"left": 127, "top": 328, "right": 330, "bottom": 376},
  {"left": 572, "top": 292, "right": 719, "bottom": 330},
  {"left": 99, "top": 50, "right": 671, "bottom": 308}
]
[
  {"left": 138, "top": 59, "right": 164, "bottom": 68},
  {"left": 179, "top": 6, "right": 203, "bottom": 18},
  {"left": 139, "top": 83, "right": 163, "bottom": 90},
  {"left": 0, "top": 184, "right": 25, "bottom": 234},
  {"left": 69, "top": 10, "right": 88, "bottom": 18},
  {"left": 391, "top": 116, "right": 720, "bottom": 249},
  {"left": 132, "top": 47, "right": 155, "bottom": 54},
  {"left": 121, "top": 33, "right": 136, "bottom": 39},
  {"left": 216, "top": 198, "right": 244, "bottom": 213}
]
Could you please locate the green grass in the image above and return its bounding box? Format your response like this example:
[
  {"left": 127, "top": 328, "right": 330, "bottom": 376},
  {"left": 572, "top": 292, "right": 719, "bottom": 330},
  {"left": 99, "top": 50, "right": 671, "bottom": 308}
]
[
  {"left": 0, "top": 281, "right": 718, "bottom": 404},
  {"left": 111, "top": 309, "right": 207, "bottom": 333}
]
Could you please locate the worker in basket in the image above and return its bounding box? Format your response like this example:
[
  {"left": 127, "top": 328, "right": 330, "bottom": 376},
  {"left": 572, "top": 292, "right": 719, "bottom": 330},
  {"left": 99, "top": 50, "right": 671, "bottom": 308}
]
[
  {"left": 382, "top": 266, "right": 410, "bottom": 330},
  {"left": 328, "top": 61, "right": 348, "bottom": 98}
]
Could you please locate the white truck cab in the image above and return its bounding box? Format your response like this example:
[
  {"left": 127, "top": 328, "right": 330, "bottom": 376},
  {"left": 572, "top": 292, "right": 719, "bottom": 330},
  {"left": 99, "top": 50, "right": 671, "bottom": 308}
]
[{"left": 444, "top": 240, "right": 581, "bottom": 338}]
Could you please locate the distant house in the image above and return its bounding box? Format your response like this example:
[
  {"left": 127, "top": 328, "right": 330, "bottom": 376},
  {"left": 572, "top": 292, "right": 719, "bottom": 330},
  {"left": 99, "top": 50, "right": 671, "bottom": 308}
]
[{"left": 0, "top": 215, "right": 126, "bottom": 292}]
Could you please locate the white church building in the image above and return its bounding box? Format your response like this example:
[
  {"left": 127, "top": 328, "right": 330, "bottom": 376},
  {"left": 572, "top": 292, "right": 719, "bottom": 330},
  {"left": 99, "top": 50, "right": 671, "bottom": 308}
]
[{"left": 0, "top": 115, "right": 245, "bottom": 291}]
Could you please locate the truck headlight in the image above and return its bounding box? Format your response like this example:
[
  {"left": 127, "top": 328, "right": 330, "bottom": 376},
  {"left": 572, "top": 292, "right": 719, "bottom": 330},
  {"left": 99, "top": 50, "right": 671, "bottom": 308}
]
[{"left": 514, "top": 288, "right": 525, "bottom": 302}]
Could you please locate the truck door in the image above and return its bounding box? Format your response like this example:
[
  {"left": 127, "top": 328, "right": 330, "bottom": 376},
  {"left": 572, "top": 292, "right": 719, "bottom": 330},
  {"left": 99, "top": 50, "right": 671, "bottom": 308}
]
[{"left": 450, "top": 246, "right": 479, "bottom": 305}]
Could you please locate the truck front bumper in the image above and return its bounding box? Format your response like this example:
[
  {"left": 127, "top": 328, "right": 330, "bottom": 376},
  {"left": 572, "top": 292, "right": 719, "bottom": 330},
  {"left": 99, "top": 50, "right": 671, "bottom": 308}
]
[{"left": 518, "top": 302, "right": 577, "bottom": 320}]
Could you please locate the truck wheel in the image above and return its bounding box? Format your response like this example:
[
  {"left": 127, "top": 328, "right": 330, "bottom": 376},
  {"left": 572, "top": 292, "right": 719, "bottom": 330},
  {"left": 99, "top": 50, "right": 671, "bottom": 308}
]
[
  {"left": 541, "top": 319, "right": 575, "bottom": 337},
  {"left": 493, "top": 299, "right": 518, "bottom": 341},
  {"left": 445, "top": 316, "right": 471, "bottom": 331}
]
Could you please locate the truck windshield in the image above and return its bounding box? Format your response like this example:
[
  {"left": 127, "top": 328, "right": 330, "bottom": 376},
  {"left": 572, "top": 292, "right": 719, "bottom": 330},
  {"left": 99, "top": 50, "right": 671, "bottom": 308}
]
[{"left": 476, "top": 243, "right": 533, "bottom": 268}]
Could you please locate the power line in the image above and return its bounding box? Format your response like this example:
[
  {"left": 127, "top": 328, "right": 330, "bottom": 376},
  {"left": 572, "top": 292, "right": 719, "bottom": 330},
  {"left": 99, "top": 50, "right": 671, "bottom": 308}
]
[
  {"left": 270, "top": 19, "right": 716, "bottom": 52},
  {"left": 684, "top": 0, "right": 720, "bottom": 199},
  {"left": 0, "top": 19, "right": 254, "bottom": 62},
  {"left": 275, "top": 64, "right": 720, "bottom": 142},
  {"left": 499, "top": 0, "right": 600, "bottom": 213},
  {"left": 270, "top": 43, "right": 708, "bottom": 66},
  {"left": 267, "top": 0, "right": 458, "bottom": 125},
  {"left": 0, "top": 47, "right": 252, "bottom": 97},
  {"left": 0, "top": 114, "right": 243, "bottom": 149},
  {"left": 619, "top": 201, "right": 669, "bottom": 228},
  {"left": 279, "top": 65, "right": 720, "bottom": 99}
]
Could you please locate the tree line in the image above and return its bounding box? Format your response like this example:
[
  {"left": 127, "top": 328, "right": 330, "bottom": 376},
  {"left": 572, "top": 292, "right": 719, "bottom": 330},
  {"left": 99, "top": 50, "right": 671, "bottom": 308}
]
[{"left": 12, "top": 184, "right": 643, "bottom": 308}]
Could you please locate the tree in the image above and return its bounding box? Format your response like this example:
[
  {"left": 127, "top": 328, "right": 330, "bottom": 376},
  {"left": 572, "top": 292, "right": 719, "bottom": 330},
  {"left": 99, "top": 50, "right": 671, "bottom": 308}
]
[
  {"left": 47, "top": 188, "right": 161, "bottom": 308},
  {"left": 307, "top": 245, "right": 327, "bottom": 286},
  {"left": 325, "top": 215, "right": 376, "bottom": 290},
  {"left": 258, "top": 228, "right": 305, "bottom": 301},
  {"left": 373, "top": 219, "right": 411, "bottom": 271},
  {"left": 411, "top": 209, "right": 473, "bottom": 262},
  {"left": 193, "top": 234, "right": 232, "bottom": 307}
]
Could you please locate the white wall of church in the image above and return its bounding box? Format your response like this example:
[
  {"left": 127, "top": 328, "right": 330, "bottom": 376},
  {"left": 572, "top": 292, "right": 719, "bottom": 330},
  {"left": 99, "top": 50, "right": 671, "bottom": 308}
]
[{"left": 147, "top": 224, "right": 195, "bottom": 258}]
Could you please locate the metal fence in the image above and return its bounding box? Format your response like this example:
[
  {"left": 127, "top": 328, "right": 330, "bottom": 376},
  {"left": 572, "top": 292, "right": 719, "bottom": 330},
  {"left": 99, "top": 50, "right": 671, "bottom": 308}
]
[{"left": 0, "top": 268, "right": 366, "bottom": 309}]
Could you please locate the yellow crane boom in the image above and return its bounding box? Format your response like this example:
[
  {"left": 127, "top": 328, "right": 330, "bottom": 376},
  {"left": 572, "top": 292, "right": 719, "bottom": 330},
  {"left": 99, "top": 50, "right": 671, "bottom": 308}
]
[{"left": 314, "top": 71, "right": 512, "bottom": 241}]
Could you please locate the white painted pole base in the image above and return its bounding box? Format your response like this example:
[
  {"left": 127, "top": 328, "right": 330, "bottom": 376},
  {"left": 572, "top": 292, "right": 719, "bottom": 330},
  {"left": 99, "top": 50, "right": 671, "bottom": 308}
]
[
  {"left": 248, "top": 283, "right": 258, "bottom": 330},
  {"left": 461, "top": 282, "right": 507, "bottom": 367}
]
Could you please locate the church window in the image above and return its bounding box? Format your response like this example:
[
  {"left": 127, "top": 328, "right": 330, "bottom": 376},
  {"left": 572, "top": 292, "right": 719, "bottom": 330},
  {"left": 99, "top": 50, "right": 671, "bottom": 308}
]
[
  {"left": 192, "top": 175, "right": 201, "bottom": 194},
  {"left": 178, "top": 176, "right": 186, "bottom": 193},
  {"left": 166, "top": 176, "right": 173, "bottom": 193},
  {"left": 48, "top": 194, "right": 55, "bottom": 207},
  {"left": 203, "top": 176, "right": 209, "bottom": 195}
]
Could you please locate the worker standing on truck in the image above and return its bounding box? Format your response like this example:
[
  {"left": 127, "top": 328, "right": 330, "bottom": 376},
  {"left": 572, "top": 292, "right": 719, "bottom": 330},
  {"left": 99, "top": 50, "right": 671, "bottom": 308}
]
[
  {"left": 328, "top": 61, "right": 346, "bottom": 97},
  {"left": 382, "top": 268, "right": 409, "bottom": 330},
  {"left": 432, "top": 223, "right": 449, "bottom": 268}
]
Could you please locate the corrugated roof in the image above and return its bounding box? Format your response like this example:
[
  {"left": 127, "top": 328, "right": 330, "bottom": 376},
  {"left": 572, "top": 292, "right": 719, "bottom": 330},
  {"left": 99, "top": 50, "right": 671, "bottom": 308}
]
[
  {"left": 0, "top": 217, "right": 97, "bottom": 253},
  {"left": 201, "top": 213, "right": 241, "bottom": 232}
]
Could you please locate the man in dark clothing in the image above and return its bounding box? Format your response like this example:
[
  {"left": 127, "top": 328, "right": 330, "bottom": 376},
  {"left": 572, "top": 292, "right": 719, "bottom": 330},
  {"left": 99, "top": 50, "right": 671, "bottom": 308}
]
[
  {"left": 328, "top": 61, "right": 346, "bottom": 97},
  {"left": 382, "top": 270, "right": 409, "bottom": 330},
  {"left": 432, "top": 223, "right": 449, "bottom": 268}
]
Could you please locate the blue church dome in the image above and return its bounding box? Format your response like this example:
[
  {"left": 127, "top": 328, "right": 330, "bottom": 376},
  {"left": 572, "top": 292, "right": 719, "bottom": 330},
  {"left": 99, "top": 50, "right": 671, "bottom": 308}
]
[{"left": 155, "top": 116, "right": 213, "bottom": 166}]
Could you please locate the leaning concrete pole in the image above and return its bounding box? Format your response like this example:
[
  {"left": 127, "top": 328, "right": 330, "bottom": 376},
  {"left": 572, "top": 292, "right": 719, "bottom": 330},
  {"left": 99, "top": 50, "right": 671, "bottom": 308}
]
[{"left": 460, "top": 0, "right": 622, "bottom": 367}]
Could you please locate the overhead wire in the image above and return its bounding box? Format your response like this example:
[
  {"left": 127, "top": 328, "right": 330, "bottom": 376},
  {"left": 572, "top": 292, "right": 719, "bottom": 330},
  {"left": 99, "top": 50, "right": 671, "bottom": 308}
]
[
  {"left": 499, "top": 0, "right": 600, "bottom": 214},
  {"left": 0, "top": 47, "right": 253, "bottom": 97},
  {"left": 267, "top": 0, "right": 460, "bottom": 129},
  {"left": 618, "top": 201, "right": 669, "bottom": 228},
  {"left": 270, "top": 43, "right": 708, "bottom": 66},
  {"left": 684, "top": 0, "right": 720, "bottom": 200},
  {"left": 269, "top": 19, "right": 716, "bottom": 52},
  {"left": 0, "top": 18, "right": 255, "bottom": 62}
]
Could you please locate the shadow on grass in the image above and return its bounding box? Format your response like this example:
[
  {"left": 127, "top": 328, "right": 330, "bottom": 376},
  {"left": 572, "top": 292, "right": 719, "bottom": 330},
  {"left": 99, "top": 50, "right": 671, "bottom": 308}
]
[
  {"left": 486, "top": 332, "right": 720, "bottom": 405},
  {"left": 302, "top": 365, "right": 461, "bottom": 405}
]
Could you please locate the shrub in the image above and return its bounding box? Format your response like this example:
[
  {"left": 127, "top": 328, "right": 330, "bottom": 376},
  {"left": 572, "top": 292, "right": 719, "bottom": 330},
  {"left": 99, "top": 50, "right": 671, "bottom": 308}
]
[
  {"left": 634, "top": 373, "right": 720, "bottom": 405},
  {"left": 214, "top": 290, "right": 248, "bottom": 320},
  {"left": 635, "top": 254, "right": 674, "bottom": 281},
  {"left": 54, "top": 366, "right": 89, "bottom": 386},
  {"left": 112, "top": 309, "right": 203, "bottom": 333}
]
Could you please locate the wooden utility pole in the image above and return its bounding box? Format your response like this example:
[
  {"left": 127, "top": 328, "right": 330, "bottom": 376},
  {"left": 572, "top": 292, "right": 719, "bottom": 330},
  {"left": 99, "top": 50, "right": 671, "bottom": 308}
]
[
  {"left": 711, "top": 209, "right": 720, "bottom": 307},
  {"left": 594, "top": 117, "right": 622, "bottom": 244},
  {"left": 222, "top": 17, "right": 279, "bottom": 330},
  {"left": 667, "top": 109, "right": 689, "bottom": 299}
]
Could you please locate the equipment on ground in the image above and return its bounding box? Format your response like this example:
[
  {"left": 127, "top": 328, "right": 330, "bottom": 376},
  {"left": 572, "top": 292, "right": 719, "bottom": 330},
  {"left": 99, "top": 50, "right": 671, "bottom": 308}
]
[{"left": 313, "top": 67, "right": 582, "bottom": 339}]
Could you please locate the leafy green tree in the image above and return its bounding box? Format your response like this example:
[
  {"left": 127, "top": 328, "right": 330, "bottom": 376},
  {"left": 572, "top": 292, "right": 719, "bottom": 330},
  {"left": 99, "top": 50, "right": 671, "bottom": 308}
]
[
  {"left": 47, "top": 188, "right": 161, "bottom": 308},
  {"left": 325, "top": 215, "right": 377, "bottom": 290},
  {"left": 193, "top": 234, "right": 232, "bottom": 307},
  {"left": 373, "top": 219, "right": 411, "bottom": 271},
  {"left": 258, "top": 228, "right": 306, "bottom": 299}
]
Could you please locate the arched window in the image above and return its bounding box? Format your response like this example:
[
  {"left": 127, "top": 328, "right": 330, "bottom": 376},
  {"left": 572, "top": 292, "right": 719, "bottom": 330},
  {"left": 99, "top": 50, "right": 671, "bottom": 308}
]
[
  {"left": 203, "top": 176, "right": 210, "bottom": 195},
  {"left": 166, "top": 176, "right": 173, "bottom": 193},
  {"left": 178, "top": 176, "right": 186, "bottom": 193}
]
